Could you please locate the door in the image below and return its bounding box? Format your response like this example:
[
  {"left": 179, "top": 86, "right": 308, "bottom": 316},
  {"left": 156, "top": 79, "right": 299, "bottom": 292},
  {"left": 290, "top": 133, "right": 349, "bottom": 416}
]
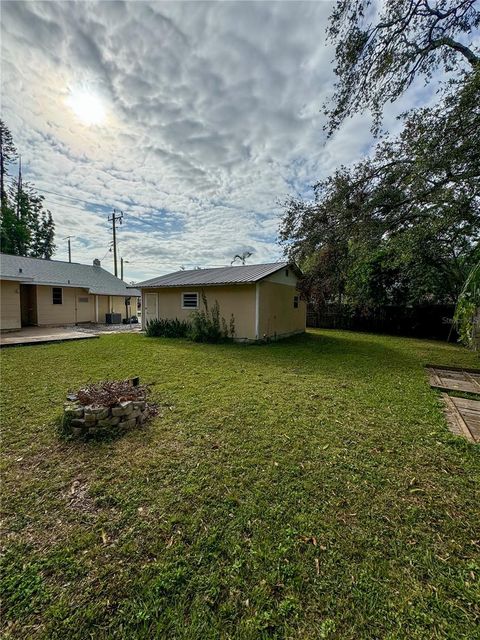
[
  {"left": 144, "top": 293, "right": 158, "bottom": 325},
  {"left": 20, "top": 284, "right": 37, "bottom": 326},
  {"left": 75, "top": 294, "right": 92, "bottom": 323}
]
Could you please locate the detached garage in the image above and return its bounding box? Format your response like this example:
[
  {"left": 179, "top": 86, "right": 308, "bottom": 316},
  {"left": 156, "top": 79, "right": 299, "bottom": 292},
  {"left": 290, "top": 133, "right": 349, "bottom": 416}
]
[
  {"left": 0, "top": 253, "right": 140, "bottom": 331},
  {"left": 134, "top": 262, "right": 306, "bottom": 342}
]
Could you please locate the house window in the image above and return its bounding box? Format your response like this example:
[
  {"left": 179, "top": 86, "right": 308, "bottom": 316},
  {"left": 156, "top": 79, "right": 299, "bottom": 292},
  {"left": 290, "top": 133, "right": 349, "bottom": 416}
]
[
  {"left": 293, "top": 295, "right": 299, "bottom": 309},
  {"left": 52, "top": 287, "right": 63, "bottom": 305},
  {"left": 182, "top": 292, "right": 199, "bottom": 309},
  {"left": 286, "top": 269, "right": 289, "bottom": 277}
]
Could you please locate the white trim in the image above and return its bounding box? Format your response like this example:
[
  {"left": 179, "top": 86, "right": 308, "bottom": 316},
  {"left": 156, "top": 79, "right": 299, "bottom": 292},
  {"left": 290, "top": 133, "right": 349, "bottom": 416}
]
[
  {"left": 181, "top": 291, "right": 199, "bottom": 309},
  {"left": 255, "top": 282, "right": 260, "bottom": 339}
]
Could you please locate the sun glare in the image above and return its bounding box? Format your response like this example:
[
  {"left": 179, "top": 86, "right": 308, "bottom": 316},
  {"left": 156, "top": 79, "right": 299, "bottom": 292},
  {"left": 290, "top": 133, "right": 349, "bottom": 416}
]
[{"left": 65, "top": 89, "right": 106, "bottom": 126}]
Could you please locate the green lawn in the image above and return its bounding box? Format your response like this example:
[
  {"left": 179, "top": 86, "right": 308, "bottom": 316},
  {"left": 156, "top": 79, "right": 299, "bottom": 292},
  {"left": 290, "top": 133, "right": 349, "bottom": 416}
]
[{"left": 1, "top": 330, "right": 479, "bottom": 639}]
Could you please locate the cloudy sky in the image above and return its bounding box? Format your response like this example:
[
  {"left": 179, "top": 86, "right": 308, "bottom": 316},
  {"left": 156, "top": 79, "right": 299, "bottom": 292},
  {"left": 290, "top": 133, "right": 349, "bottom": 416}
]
[{"left": 1, "top": 1, "right": 435, "bottom": 281}]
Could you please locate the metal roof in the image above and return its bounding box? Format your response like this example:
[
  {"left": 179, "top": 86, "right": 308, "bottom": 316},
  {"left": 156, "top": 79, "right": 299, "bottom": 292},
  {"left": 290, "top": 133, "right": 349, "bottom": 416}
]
[
  {"left": 134, "top": 262, "right": 299, "bottom": 288},
  {"left": 0, "top": 253, "right": 140, "bottom": 297}
]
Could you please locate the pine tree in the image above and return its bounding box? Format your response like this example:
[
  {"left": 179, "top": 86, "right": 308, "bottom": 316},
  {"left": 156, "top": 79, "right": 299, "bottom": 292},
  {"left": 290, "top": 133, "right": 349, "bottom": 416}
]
[
  {"left": 0, "top": 121, "right": 56, "bottom": 259},
  {"left": 0, "top": 120, "right": 17, "bottom": 212}
]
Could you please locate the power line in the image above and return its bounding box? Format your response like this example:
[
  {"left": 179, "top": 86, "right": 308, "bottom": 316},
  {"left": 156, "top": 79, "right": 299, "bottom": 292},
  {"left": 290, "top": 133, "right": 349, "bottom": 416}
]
[
  {"left": 100, "top": 244, "right": 113, "bottom": 261},
  {"left": 35, "top": 186, "right": 107, "bottom": 209}
]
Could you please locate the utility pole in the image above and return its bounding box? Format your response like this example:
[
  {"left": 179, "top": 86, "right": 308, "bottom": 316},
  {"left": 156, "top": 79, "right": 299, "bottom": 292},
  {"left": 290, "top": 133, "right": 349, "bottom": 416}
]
[
  {"left": 64, "top": 236, "right": 74, "bottom": 263},
  {"left": 120, "top": 257, "right": 129, "bottom": 280},
  {"left": 16, "top": 156, "right": 22, "bottom": 219},
  {"left": 108, "top": 209, "right": 123, "bottom": 277}
]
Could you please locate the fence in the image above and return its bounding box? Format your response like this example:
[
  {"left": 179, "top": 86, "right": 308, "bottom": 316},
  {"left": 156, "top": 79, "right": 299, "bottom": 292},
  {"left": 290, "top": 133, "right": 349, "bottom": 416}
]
[{"left": 307, "top": 304, "right": 457, "bottom": 341}]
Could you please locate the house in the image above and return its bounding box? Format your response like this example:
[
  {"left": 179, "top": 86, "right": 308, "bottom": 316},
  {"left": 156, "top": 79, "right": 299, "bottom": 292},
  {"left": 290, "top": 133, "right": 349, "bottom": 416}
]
[
  {"left": 0, "top": 253, "right": 140, "bottom": 331},
  {"left": 133, "top": 262, "right": 306, "bottom": 341}
]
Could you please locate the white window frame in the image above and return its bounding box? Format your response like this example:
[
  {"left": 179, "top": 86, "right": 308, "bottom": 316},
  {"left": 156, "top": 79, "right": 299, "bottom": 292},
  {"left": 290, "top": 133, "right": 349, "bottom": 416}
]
[{"left": 181, "top": 292, "right": 199, "bottom": 310}]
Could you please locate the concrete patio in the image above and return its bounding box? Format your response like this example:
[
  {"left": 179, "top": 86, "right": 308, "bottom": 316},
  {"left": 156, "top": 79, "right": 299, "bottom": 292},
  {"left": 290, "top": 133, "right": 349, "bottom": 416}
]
[
  {"left": 0, "top": 326, "right": 98, "bottom": 348},
  {"left": 0, "top": 323, "right": 141, "bottom": 348}
]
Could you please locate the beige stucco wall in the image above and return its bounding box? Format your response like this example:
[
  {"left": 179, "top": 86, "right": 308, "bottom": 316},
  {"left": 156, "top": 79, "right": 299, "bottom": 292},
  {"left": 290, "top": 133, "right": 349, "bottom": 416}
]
[
  {"left": 1, "top": 280, "right": 21, "bottom": 330},
  {"left": 97, "top": 295, "right": 110, "bottom": 322},
  {"left": 97, "top": 295, "right": 138, "bottom": 322},
  {"left": 257, "top": 280, "right": 306, "bottom": 339},
  {"left": 143, "top": 285, "right": 257, "bottom": 339},
  {"left": 36, "top": 289, "right": 135, "bottom": 325},
  {"left": 36, "top": 286, "right": 87, "bottom": 325},
  {"left": 1, "top": 283, "right": 137, "bottom": 328},
  {"left": 111, "top": 296, "right": 130, "bottom": 318}
]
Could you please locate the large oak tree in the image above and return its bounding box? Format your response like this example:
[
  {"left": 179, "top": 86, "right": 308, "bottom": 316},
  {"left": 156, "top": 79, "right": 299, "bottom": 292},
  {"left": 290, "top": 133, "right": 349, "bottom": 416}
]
[{"left": 280, "top": 1, "right": 479, "bottom": 313}]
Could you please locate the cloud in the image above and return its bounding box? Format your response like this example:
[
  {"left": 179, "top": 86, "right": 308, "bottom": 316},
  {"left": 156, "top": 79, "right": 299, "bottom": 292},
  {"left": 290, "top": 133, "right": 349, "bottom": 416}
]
[{"left": 0, "top": 0, "right": 441, "bottom": 280}]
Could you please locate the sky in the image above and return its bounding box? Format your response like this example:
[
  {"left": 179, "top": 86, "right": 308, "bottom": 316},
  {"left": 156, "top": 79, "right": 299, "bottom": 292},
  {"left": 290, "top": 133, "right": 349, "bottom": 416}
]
[{"left": 1, "top": 1, "right": 437, "bottom": 282}]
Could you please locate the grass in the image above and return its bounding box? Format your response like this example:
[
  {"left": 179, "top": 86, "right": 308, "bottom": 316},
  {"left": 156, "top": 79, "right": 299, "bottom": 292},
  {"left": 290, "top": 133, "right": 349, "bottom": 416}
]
[{"left": 1, "top": 329, "right": 479, "bottom": 639}]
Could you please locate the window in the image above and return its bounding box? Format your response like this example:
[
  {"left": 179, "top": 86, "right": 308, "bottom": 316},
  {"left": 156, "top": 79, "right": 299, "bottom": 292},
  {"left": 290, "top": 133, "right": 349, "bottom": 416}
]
[
  {"left": 285, "top": 269, "right": 289, "bottom": 277},
  {"left": 52, "top": 287, "right": 63, "bottom": 305},
  {"left": 293, "top": 295, "right": 299, "bottom": 309},
  {"left": 182, "top": 292, "right": 199, "bottom": 309}
]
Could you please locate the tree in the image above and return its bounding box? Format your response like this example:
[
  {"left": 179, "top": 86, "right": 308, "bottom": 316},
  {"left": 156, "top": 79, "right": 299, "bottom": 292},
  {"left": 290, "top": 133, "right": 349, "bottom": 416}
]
[
  {"left": 280, "top": 2, "right": 479, "bottom": 319},
  {"left": 0, "top": 120, "right": 17, "bottom": 210},
  {"left": 280, "top": 71, "right": 480, "bottom": 309},
  {"left": 0, "top": 121, "right": 56, "bottom": 258},
  {"left": 325, "top": 0, "right": 479, "bottom": 134}
]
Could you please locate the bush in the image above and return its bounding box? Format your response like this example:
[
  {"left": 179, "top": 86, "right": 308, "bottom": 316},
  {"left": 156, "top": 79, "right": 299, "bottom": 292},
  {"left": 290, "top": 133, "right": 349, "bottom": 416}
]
[
  {"left": 145, "top": 296, "right": 236, "bottom": 343},
  {"left": 145, "top": 318, "right": 191, "bottom": 338},
  {"left": 188, "top": 294, "right": 235, "bottom": 343},
  {"left": 454, "top": 260, "right": 480, "bottom": 350}
]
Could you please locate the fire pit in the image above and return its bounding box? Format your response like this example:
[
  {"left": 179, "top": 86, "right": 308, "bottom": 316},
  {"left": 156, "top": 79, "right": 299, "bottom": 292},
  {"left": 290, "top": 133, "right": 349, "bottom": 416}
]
[{"left": 62, "top": 378, "right": 156, "bottom": 438}]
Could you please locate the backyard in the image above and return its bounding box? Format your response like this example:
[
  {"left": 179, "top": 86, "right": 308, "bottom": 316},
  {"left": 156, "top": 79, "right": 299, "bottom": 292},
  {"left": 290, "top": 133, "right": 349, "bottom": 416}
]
[{"left": 1, "top": 329, "right": 479, "bottom": 639}]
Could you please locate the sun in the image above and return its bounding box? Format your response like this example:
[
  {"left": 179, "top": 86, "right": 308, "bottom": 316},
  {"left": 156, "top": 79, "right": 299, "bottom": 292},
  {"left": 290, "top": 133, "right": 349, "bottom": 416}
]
[{"left": 65, "top": 89, "right": 106, "bottom": 126}]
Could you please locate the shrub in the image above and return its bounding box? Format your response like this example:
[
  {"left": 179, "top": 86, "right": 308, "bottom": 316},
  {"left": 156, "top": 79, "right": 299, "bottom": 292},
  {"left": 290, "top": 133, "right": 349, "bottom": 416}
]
[
  {"left": 145, "top": 318, "right": 191, "bottom": 338},
  {"left": 145, "top": 296, "right": 236, "bottom": 343},
  {"left": 454, "top": 260, "right": 480, "bottom": 349},
  {"left": 188, "top": 294, "right": 235, "bottom": 343}
]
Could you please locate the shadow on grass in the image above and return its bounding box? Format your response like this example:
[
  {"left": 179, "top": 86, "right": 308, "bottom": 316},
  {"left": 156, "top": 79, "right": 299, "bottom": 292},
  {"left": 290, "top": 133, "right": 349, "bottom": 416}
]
[{"left": 141, "top": 329, "right": 422, "bottom": 379}]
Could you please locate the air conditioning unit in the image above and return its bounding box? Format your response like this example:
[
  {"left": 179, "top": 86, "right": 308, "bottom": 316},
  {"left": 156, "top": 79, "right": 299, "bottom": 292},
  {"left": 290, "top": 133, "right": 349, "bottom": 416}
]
[{"left": 105, "top": 313, "right": 122, "bottom": 324}]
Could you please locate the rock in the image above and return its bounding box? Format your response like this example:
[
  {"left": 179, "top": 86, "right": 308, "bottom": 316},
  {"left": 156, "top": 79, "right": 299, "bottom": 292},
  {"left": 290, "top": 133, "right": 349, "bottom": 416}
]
[
  {"left": 130, "top": 409, "right": 141, "bottom": 419},
  {"left": 71, "top": 418, "right": 85, "bottom": 427},
  {"left": 118, "top": 418, "right": 136, "bottom": 430},
  {"left": 67, "top": 393, "right": 78, "bottom": 402},
  {"left": 138, "top": 409, "right": 149, "bottom": 424},
  {"left": 112, "top": 401, "right": 133, "bottom": 417},
  {"left": 133, "top": 401, "right": 146, "bottom": 411},
  {"left": 64, "top": 406, "right": 84, "bottom": 418},
  {"left": 84, "top": 413, "right": 97, "bottom": 425},
  {"left": 85, "top": 405, "right": 110, "bottom": 418},
  {"left": 72, "top": 427, "right": 83, "bottom": 437}
]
